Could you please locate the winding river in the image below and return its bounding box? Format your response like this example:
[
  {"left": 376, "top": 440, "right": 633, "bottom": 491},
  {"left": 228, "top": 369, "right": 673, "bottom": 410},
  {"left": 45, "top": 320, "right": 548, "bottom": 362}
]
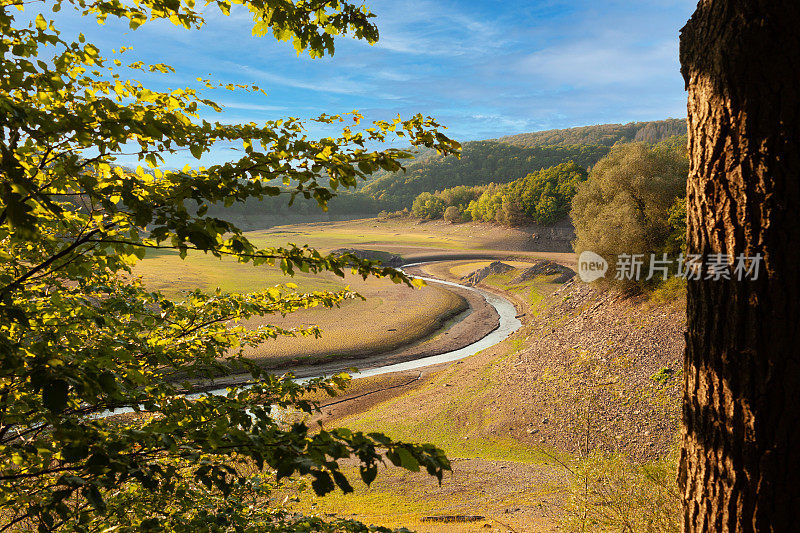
[
  {"left": 341, "top": 267, "right": 522, "bottom": 380},
  {"left": 100, "top": 262, "right": 522, "bottom": 415}
]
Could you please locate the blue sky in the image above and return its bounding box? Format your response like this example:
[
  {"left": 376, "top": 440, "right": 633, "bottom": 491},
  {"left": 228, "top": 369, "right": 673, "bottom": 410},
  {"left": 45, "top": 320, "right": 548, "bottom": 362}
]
[{"left": 47, "top": 0, "right": 697, "bottom": 166}]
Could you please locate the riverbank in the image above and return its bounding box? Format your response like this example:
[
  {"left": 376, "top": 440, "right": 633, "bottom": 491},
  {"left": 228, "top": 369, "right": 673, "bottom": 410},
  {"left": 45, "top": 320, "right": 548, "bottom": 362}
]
[{"left": 189, "top": 262, "right": 521, "bottom": 391}]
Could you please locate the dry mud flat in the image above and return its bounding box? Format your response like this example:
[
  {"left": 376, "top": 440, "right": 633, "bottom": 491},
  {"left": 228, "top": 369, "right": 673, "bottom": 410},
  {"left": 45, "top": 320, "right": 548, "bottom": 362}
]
[
  {"left": 302, "top": 264, "right": 685, "bottom": 531},
  {"left": 253, "top": 276, "right": 500, "bottom": 380}
]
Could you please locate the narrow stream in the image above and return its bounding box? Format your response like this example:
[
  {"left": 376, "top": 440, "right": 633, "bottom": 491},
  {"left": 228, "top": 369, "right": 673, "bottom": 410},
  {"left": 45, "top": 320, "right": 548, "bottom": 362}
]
[
  {"left": 342, "top": 272, "right": 522, "bottom": 379},
  {"left": 100, "top": 262, "right": 522, "bottom": 415}
]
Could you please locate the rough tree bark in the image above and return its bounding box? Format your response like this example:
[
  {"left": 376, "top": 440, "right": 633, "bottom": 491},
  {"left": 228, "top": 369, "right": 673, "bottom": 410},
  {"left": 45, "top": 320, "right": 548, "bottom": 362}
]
[{"left": 679, "top": 1, "right": 800, "bottom": 531}]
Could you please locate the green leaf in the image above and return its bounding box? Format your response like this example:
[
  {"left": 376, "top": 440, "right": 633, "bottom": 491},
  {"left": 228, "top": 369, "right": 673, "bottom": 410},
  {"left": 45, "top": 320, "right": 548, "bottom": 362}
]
[
  {"left": 42, "top": 379, "right": 69, "bottom": 413},
  {"left": 360, "top": 464, "right": 377, "bottom": 486},
  {"left": 84, "top": 486, "right": 106, "bottom": 512},
  {"left": 310, "top": 471, "right": 335, "bottom": 495},
  {"left": 331, "top": 470, "right": 353, "bottom": 493},
  {"left": 392, "top": 447, "right": 419, "bottom": 472}
]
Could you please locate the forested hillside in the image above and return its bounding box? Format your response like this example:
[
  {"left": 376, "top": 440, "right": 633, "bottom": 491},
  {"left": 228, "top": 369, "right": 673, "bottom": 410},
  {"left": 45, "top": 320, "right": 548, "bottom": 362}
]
[
  {"left": 360, "top": 141, "right": 608, "bottom": 210},
  {"left": 496, "top": 118, "right": 686, "bottom": 147}
]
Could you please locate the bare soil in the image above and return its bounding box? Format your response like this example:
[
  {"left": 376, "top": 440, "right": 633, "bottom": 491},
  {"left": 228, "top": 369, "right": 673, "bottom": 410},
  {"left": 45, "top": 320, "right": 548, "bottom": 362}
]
[{"left": 297, "top": 263, "right": 685, "bottom": 531}]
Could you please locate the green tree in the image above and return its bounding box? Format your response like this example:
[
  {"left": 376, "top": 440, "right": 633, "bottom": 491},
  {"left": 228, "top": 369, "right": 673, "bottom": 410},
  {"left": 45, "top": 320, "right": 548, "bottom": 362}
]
[
  {"left": 409, "top": 185, "right": 478, "bottom": 221},
  {"left": 510, "top": 161, "right": 588, "bottom": 224},
  {"left": 439, "top": 185, "right": 479, "bottom": 209},
  {"left": 466, "top": 183, "right": 504, "bottom": 223},
  {"left": 499, "top": 194, "right": 524, "bottom": 226},
  {"left": 570, "top": 143, "right": 688, "bottom": 285},
  {"left": 410, "top": 191, "right": 447, "bottom": 219},
  {"left": 665, "top": 195, "right": 687, "bottom": 256},
  {"left": 0, "top": 0, "right": 459, "bottom": 530}
]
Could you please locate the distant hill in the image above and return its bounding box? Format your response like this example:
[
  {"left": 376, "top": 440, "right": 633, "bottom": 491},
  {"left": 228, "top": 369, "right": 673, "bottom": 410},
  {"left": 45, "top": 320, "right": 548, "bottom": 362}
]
[
  {"left": 360, "top": 141, "right": 609, "bottom": 210},
  {"left": 359, "top": 119, "right": 687, "bottom": 210},
  {"left": 495, "top": 118, "right": 686, "bottom": 148},
  {"left": 229, "top": 119, "right": 687, "bottom": 223}
]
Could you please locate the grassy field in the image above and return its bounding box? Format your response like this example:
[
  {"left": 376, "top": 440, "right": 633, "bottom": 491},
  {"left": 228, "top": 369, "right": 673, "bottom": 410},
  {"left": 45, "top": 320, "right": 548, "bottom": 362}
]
[
  {"left": 133, "top": 248, "right": 344, "bottom": 296},
  {"left": 131, "top": 218, "right": 575, "bottom": 368},
  {"left": 131, "top": 220, "right": 679, "bottom": 532}
]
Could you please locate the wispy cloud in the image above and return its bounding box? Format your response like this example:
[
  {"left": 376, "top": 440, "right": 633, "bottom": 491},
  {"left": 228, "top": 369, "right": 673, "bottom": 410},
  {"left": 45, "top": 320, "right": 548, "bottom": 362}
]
[
  {"left": 58, "top": 0, "right": 697, "bottom": 163},
  {"left": 216, "top": 101, "right": 287, "bottom": 112},
  {"left": 239, "top": 66, "right": 372, "bottom": 95},
  {"left": 518, "top": 38, "right": 678, "bottom": 87},
  {"left": 365, "top": 0, "right": 508, "bottom": 56}
]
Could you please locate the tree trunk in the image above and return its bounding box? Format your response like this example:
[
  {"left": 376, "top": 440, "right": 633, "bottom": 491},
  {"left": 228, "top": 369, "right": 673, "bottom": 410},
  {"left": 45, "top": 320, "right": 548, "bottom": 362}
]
[{"left": 679, "top": 1, "right": 800, "bottom": 531}]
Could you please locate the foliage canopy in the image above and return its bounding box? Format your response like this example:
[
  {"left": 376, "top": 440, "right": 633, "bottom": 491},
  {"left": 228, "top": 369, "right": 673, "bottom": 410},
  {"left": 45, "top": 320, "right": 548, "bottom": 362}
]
[
  {"left": 570, "top": 142, "right": 688, "bottom": 286},
  {"left": 409, "top": 161, "right": 589, "bottom": 226},
  {"left": 0, "top": 0, "right": 460, "bottom": 530}
]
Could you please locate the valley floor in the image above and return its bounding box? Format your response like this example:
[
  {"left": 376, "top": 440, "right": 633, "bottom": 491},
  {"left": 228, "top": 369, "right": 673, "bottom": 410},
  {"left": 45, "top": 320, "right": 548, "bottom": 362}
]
[
  {"left": 285, "top": 255, "right": 685, "bottom": 532},
  {"left": 138, "top": 216, "right": 686, "bottom": 532}
]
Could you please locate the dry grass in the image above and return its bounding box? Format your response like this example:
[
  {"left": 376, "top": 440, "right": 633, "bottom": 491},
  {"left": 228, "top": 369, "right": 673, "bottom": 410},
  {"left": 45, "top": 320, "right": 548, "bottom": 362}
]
[
  {"left": 560, "top": 449, "right": 680, "bottom": 533},
  {"left": 240, "top": 273, "right": 468, "bottom": 365},
  {"left": 283, "top": 460, "right": 568, "bottom": 533},
  {"left": 133, "top": 248, "right": 344, "bottom": 297},
  {"left": 130, "top": 218, "right": 558, "bottom": 368},
  {"left": 245, "top": 217, "right": 547, "bottom": 253},
  {"left": 133, "top": 251, "right": 468, "bottom": 366}
]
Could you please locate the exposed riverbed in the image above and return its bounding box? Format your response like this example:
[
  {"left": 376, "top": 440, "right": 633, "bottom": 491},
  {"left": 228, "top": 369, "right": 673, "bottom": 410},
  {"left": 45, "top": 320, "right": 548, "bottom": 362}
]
[{"left": 100, "top": 262, "right": 522, "bottom": 416}]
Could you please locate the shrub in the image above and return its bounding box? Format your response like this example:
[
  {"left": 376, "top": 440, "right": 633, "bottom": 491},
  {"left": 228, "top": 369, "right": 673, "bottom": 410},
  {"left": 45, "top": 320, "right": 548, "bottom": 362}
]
[
  {"left": 561, "top": 450, "right": 680, "bottom": 533},
  {"left": 444, "top": 205, "right": 462, "bottom": 223}
]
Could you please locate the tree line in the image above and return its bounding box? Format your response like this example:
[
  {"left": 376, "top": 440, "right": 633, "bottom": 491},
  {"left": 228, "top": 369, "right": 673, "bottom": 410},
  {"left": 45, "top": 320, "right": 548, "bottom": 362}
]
[
  {"left": 410, "top": 161, "right": 589, "bottom": 226},
  {"left": 496, "top": 118, "right": 687, "bottom": 148}
]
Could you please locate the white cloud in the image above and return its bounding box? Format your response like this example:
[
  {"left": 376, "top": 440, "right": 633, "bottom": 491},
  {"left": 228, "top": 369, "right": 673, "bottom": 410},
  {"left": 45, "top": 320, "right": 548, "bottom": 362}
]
[{"left": 519, "top": 37, "right": 678, "bottom": 87}]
